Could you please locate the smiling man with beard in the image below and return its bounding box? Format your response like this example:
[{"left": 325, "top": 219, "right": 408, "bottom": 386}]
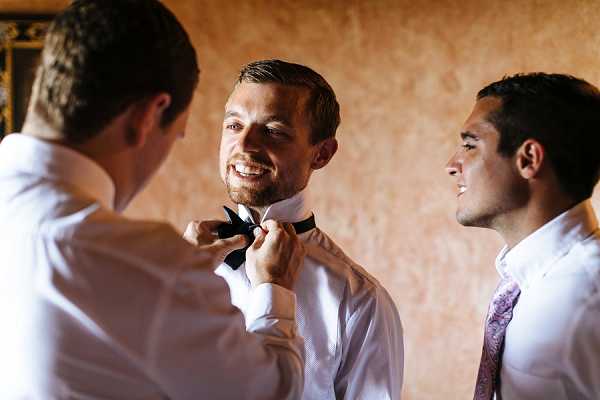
[{"left": 185, "top": 59, "right": 404, "bottom": 399}]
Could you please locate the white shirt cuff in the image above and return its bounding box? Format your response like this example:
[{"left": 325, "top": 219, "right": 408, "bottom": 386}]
[{"left": 246, "top": 283, "right": 297, "bottom": 332}]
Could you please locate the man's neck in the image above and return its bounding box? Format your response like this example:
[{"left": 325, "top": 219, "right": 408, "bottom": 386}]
[
  {"left": 246, "top": 205, "right": 269, "bottom": 223},
  {"left": 239, "top": 190, "right": 310, "bottom": 224},
  {"left": 497, "top": 194, "right": 577, "bottom": 249},
  {"left": 22, "top": 115, "right": 63, "bottom": 141},
  {"left": 23, "top": 112, "right": 136, "bottom": 213}
]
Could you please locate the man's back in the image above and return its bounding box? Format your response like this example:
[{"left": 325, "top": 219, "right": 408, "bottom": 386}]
[{"left": 0, "top": 135, "right": 169, "bottom": 397}]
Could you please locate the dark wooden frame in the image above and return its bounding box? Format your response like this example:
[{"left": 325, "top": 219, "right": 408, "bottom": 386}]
[{"left": 0, "top": 14, "right": 53, "bottom": 137}]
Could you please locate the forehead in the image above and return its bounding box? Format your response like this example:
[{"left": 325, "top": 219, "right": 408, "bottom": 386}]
[
  {"left": 225, "top": 82, "right": 310, "bottom": 119},
  {"left": 462, "top": 96, "right": 502, "bottom": 136}
]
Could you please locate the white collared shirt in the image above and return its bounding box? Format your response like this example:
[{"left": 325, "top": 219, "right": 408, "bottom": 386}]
[
  {"left": 495, "top": 200, "right": 600, "bottom": 399},
  {"left": 215, "top": 191, "right": 404, "bottom": 399},
  {"left": 0, "top": 134, "right": 304, "bottom": 400}
]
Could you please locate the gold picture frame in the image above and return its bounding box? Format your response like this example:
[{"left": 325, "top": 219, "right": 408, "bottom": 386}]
[{"left": 0, "top": 15, "right": 53, "bottom": 138}]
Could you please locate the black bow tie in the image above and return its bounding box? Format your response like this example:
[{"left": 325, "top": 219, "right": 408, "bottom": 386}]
[{"left": 216, "top": 205, "right": 316, "bottom": 270}]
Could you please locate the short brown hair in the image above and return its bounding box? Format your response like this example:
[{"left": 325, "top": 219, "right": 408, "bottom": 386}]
[
  {"left": 31, "top": 0, "right": 199, "bottom": 143},
  {"left": 478, "top": 73, "right": 600, "bottom": 202},
  {"left": 237, "top": 59, "right": 340, "bottom": 144}
]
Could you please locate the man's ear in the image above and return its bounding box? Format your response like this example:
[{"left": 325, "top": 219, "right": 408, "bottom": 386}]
[
  {"left": 126, "top": 93, "right": 171, "bottom": 147},
  {"left": 311, "top": 138, "right": 338, "bottom": 170},
  {"left": 515, "top": 139, "right": 545, "bottom": 179}
]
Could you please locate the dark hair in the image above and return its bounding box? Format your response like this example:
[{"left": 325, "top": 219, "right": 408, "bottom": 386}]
[
  {"left": 31, "top": 0, "right": 199, "bottom": 143},
  {"left": 477, "top": 73, "right": 600, "bottom": 202},
  {"left": 236, "top": 59, "right": 340, "bottom": 144}
]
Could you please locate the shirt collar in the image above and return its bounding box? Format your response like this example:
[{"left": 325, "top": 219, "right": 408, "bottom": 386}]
[
  {"left": 0, "top": 134, "right": 116, "bottom": 210},
  {"left": 237, "top": 189, "right": 313, "bottom": 224},
  {"left": 495, "top": 200, "right": 599, "bottom": 289}
]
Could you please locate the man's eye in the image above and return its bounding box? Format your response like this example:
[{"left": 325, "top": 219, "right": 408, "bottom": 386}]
[
  {"left": 266, "top": 128, "right": 285, "bottom": 137},
  {"left": 462, "top": 143, "right": 475, "bottom": 151},
  {"left": 225, "top": 122, "right": 242, "bottom": 130}
]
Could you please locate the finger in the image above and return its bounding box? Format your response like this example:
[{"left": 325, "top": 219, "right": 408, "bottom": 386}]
[
  {"left": 281, "top": 222, "right": 297, "bottom": 236},
  {"left": 261, "top": 219, "right": 281, "bottom": 232},
  {"left": 253, "top": 226, "right": 265, "bottom": 237},
  {"left": 212, "top": 234, "right": 248, "bottom": 252},
  {"left": 199, "top": 220, "right": 227, "bottom": 234},
  {"left": 261, "top": 220, "right": 288, "bottom": 241},
  {"left": 184, "top": 220, "right": 200, "bottom": 234},
  {"left": 220, "top": 235, "right": 250, "bottom": 249},
  {"left": 250, "top": 229, "right": 266, "bottom": 249},
  {"left": 183, "top": 220, "right": 201, "bottom": 244}
]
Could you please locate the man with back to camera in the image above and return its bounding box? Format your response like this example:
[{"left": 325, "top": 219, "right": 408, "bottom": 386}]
[
  {"left": 0, "top": 1, "right": 308, "bottom": 399},
  {"left": 184, "top": 59, "right": 404, "bottom": 399},
  {"left": 446, "top": 73, "right": 600, "bottom": 399}
]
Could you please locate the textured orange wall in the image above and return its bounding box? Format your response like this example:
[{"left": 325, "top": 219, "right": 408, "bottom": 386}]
[
  {"left": 0, "top": 0, "right": 64, "bottom": 12},
  {"left": 4, "top": 1, "right": 600, "bottom": 398}
]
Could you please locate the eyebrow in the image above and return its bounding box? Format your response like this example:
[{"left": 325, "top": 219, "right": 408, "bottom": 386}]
[
  {"left": 224, "top": 111, "right": 242, "bottom": 119},
  {"left": 223, "top": 111, "right": 292, "bottom": 127},
  {"left": 460, "top": 131, "right": 479, "bottom": 141},
  {"left": 263, "top": 116, "right": 292, "bottom": 126}
]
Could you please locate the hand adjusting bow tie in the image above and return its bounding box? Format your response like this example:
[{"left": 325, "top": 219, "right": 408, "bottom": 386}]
[{"left": 216, "top": 205, "right": 316, "bottom": 270}]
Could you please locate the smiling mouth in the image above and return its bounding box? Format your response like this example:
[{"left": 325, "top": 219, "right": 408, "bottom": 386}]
[{"left": 231, "top": 162, "right": 269, "bottom": 178}]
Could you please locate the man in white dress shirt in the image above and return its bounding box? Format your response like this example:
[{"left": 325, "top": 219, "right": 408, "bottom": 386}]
[
  {"left": 185, "top": 59, "right": 404, "bottom": 399},
  {"left": 0, "top": 2, "right": 307, "bottom": 399},
  {"left": 446, "top": 73, "right": 600, "bottom": 399}
]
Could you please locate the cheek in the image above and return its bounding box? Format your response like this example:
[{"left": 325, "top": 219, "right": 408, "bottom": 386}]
[
  {"left": 464, "top": 153, "right": 488, "bottom": 179},
  {"left": 218, "top": 140, "right": 232, "bottom": 179},
  {"left": 476, "top": 161, "right": 517, "bottom": 197},
  {"left": 277, "top": 153, "right": 312, "bottom": 178}
]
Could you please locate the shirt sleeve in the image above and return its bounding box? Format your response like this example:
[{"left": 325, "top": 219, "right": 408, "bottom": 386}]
[
  {"left": 149, "top": 267, "right": 305, "bottom": 400},
  {"left": 246, "top": 283, "right": 298, "bottom": 336},
  {"left": 334, "top": 284, "right": 404, "bottom": 399},
  {"left": 67, "top": 222, "right": 305, "bottom": 400},
  {"left": 562, "top": 297, "right": 600, "bottom": 399}
]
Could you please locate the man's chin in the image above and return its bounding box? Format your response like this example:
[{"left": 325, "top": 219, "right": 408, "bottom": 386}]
[
  {"left": 456, "top": 210, "right": 491, "bottom": 228},
  {"left": 456, "top": 210, "right": 474, "bottom": 226},
  {"left": 225, "top": 177, "right": 304, "bottom": 208},
  {"left": 226, "top": 186, "right": 277, "bottom": 207}
]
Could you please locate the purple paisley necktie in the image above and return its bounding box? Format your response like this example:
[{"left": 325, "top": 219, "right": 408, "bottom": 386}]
[{"left": 473, "top": 277, "right": 521, "bottom": 400}]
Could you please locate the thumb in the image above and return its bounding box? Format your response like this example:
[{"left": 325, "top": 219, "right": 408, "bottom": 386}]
[
  {"left": 250, "top": 228, "right": 266, "bottom": 250},
  {"left": 212, "top": 234, "right": 248, "bottom": 252},
  {"left": 182, "top": 220, "right": 200, "bottom": 245}
]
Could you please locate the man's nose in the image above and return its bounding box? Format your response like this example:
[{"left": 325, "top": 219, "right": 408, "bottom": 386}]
[
  {"left": 238, "top": 125, "right": 262, "bottom": 153},
  {"left": 445, "top": 154, "right": 461, "bottom": 176}
]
